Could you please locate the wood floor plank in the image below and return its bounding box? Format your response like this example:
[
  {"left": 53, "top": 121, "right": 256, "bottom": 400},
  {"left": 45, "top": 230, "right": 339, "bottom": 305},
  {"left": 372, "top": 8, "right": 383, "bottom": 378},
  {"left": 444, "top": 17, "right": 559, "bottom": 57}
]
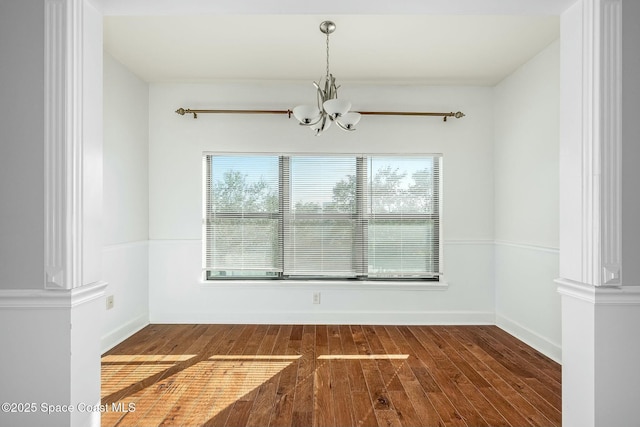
[
  {"left": 361, "top": 359, "right": 393, "bottom": 412},
  {"left": 204, "top": 326, "right": 260, "bottom": 427},
  {"left": 436, "top": 327, "right": 534, "bottom": 427},
  {"left": 315, "top": 324, "right": 329, "bottom": 356},
  {"left": 314, "top": 354, "right": 335, "bottom": 427},
  {"left": 463, "top": 328, "right": 561, "bottom": 425},
  {"left": 314, "top": 325, "right": 335, "bottom": 427},
  {"left": 483, "top": 326, "right": 561, "bottom": 385},
  {"left": 374, "top": 409, "right": 402, "bottom": 427},
  {"left": 223, "top": 400, "right": 253, "bottom": 427},
  {"left": 362, "top": 326, "right": 404, "bottom": 392},
  {"left": 104, "top": 325, "right": 214, "bottom": 424},
  {"left": 341, "top": 326, "right": 369, "bottom": 396},
  {"left": 351, "top": 325, "right": 372, "bottom": 355},
  {"left": 102, "top": 324, "right": 201, "bottom": 401},
  {"left": 387, "top": 389, "right": 422, "bottom": 427},
  {"left": 269, "top": 362, "right": 298, "bottom": 427},
  {"left": 107, "top": 325, "right": 238, "bottom": 427},
  {"left": 422, "top": 327, "right": 510, "bottom": 427},
  {"left": 290, "top": 325, "right": 315, "bottom": 427},
  {"left": 102, "top": 324, "right": 561, "bottom": 427},
  {"left": 382, "top": 326, "right": 448, "bottom": 427},
  {"left": 400, "top": 378, "right": 446, "bottom": 427},
  {"left": 424, "top": 326, "right": 491, "bottom": 389},
  {"left": 269, "top": 326, "right": 300, "bottom": 427},
  {"left": 339, "top": 325, "right": 359, "bottom": 354},
  {"left": 235, "top": 324, "right": 274, "bottom": 405},
  {"left": 451, "top": 326, "right": 560, "bottom": 427},
  {"left": 180, "top": 325, "right": 250, "bottom": 426},
  {"left": 346, "top": 359, "right": 369, "bottom": 393},
  {"left": 327, "top": 325, "right": 343, "bottom": 355},
  {"left": 222, "top": 325, "right": 273, "bottom": 427},
  {"left": 246, "top": 326, "right": 288, "bottom": 427},
  {"left": 351, "top": 390, "right": 379, "bottom": 427},
  {"left": 427, "top": 392, "right": 468, "bottom": 427},
  {"left": 205, "top": 325, "right": 260, "bottom": 427},
  {"left": 246, "top": 372, "right": 281, "bottom": 427},
  {"left": 476, "top": 326, "right": 561, "bottom": 404},
  {"left": 398, "top": 326, "right": 482, "bottom": 426},
  {"left": 330, "top": 360, "right": 355, "bottom": 427}
]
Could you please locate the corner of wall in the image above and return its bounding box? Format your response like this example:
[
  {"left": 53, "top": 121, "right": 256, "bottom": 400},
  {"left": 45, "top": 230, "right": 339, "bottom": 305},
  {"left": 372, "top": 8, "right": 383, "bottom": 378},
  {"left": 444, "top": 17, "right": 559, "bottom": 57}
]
[{"left": 102, "top": 52, "right": 151, "bottom": 352}]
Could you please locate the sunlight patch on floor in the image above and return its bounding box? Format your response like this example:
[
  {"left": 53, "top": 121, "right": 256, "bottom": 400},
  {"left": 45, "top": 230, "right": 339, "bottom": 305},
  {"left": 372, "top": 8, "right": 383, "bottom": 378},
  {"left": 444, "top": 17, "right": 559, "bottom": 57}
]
[{"left": 101, "top": 356, "right": 300, "bottom": 426}]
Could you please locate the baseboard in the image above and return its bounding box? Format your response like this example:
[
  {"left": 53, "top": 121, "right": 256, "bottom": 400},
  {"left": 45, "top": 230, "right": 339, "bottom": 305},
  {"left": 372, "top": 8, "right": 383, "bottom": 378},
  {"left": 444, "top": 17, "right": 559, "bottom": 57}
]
[
  {"left": 496, "top": 314, "right": 562, "bottom": 364},
  {"left": 101, "top": 313, "right": 149, "bottom": 354},
  {"left": 149, "top": 310, "right": 495, "bottom": 325}
]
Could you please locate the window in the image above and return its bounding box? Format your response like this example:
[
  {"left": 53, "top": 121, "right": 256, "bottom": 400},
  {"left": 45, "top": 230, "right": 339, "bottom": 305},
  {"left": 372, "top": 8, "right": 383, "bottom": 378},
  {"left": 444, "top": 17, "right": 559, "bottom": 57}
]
[{"left": 204, "top": 154, "right": 441, "bottom": 280}]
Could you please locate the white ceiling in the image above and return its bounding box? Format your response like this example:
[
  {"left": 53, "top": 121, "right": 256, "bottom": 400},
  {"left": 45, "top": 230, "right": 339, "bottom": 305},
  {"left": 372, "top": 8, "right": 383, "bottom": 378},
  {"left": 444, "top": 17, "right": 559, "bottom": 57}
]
[
  {"left": 100, "top": 0, "right": 576, "bottom": 16},
  {"left": 104, "top": 15, "right": 559, "bottom": 86}
]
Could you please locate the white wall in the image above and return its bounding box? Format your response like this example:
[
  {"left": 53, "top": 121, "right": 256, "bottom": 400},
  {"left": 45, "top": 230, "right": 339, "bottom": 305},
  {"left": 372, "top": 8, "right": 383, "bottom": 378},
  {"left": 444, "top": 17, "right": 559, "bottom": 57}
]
[
  {"left": 102, "top": 53, "right": 150, "bottom": 352},
  {"left": 0, "top": 306, "right": 71, "bottom": 426},
  {"left": 148, "top": 82, "right": 496, "bottom": 324},
  {"left": 103, "top": 53, "right": 150, "bottom": 246},
  {"left": 0, "top": 0, "right": 45, "bottom": 291},
  {"left": 493, "top": 40, "right": 561, "bottom": 361}
]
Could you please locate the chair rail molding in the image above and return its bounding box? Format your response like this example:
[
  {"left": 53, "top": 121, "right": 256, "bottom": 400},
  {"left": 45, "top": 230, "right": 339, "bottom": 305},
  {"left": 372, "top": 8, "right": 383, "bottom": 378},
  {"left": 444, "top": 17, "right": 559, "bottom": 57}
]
[
  {"left": 44, "top": 0, "right": 85, "bottom": 290},
  {"left": 0, "top": 281, "right": 108, "bottom": 309},
  {"left": 556, "top": 278, "right": 640, "bottom": 305}
]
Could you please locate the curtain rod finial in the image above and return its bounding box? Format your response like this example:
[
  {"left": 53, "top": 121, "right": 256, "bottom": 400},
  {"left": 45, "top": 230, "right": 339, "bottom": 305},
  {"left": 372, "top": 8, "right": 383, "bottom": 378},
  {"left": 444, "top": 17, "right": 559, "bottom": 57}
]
[{"left": 176, "top": 108, "right": 197, "bottom": 119}]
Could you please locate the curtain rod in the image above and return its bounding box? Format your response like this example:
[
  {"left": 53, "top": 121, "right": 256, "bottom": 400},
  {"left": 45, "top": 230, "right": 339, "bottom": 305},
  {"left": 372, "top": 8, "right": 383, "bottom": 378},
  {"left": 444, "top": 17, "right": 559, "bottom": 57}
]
[{"left": 175, "top": 108, "right": 465, "bottom": 122}]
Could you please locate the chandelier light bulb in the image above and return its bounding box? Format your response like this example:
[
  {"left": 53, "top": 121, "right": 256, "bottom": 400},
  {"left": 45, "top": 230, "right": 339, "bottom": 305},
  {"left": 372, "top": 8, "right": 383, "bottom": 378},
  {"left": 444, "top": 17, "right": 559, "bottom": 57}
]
[
  {"left": 323, "top": 99, "right": 351, "bottom": 119},
  {"left": 293, "top": 105, "right": 321, "bottom": 125},
  {"left": 336, "top": 112, "right": 361, "bottom": 131}
]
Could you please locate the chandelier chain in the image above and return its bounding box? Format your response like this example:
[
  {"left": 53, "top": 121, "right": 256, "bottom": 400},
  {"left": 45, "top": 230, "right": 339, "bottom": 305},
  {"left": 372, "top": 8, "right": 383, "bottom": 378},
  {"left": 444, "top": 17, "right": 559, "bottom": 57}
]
[{"left": 325, "top": 32, "right": 330, "bottom": 80}]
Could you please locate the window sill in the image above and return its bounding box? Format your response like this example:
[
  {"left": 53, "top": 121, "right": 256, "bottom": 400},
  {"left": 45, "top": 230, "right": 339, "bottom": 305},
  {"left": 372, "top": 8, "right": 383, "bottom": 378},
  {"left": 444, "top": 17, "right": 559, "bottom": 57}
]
[{"left": 199, "top": 279, "right": 449, "bottom": 291}]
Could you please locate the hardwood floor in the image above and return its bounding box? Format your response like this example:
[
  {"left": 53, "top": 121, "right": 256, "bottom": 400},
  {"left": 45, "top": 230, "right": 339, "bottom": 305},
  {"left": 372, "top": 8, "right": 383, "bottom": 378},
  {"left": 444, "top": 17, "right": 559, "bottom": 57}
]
[{"left": 101, "top": 325, "right": 561, "bottom": 427}]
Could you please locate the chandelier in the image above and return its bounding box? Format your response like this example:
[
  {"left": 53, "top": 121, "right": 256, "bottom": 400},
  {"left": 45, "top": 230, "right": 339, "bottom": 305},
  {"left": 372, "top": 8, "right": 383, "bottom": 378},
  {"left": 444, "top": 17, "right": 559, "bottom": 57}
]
[
  {"left": 174, "top": 20, "right": 466, "bottom": 125},
  {"left": 291, "top": 21, "right": 361, "bottom": 136}
]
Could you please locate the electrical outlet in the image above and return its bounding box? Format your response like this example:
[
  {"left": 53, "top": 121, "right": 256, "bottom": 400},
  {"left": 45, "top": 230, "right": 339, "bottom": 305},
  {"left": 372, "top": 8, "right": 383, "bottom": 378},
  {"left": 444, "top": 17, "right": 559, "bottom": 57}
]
[
  {"left": 313, "top": 292, "right": 321, "bottom": 304},
  {"left": 106, "top": 295, "right": 114, "bottom": 310}
]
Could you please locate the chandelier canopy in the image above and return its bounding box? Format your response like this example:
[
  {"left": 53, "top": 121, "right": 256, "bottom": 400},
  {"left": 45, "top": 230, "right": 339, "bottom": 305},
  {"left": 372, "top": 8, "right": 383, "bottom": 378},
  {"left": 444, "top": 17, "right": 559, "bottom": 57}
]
[{"left": 292, "top": 21, "right": 361, "bottom": 136}]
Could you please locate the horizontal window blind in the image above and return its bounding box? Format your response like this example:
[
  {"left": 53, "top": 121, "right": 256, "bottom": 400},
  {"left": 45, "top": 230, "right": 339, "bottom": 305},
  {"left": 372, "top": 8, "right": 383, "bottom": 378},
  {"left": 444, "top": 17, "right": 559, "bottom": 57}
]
[
  {"left": 204, "top": 155, "right": 281, "bottom": 277},
  {"left": 204, "top": 154, "right": 441, "bottom": 279},
  {"left": 367, "top": 157, "right": 440, "bottom": 277},
  {"left": 282, "top": 156, "right": 359, "bottom": 277}
]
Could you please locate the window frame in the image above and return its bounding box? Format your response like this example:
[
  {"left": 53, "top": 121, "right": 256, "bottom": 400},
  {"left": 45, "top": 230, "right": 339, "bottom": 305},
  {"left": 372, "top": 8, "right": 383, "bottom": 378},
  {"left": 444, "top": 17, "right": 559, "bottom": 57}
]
[{"left": 203, "top": 153, "right": 441, "bottom": 282}]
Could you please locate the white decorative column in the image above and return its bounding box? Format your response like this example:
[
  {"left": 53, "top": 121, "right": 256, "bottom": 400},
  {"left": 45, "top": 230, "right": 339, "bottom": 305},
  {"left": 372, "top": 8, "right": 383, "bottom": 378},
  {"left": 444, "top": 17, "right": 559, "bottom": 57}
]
[
  {"left": 558, "top": 0, "right": 640, "bottom": 426},
  {"left": 46, "top": 1, "right": 107, "bottom": 426},
  {"left": 45, "top": 0, "right": 103, "bottom": 291},
  {"left": 0, "top": 1, "right": 106, "bottom": 427}
]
